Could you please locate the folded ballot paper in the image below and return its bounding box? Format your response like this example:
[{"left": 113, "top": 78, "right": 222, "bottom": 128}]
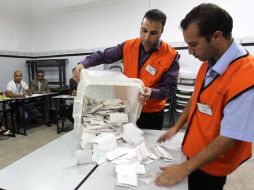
[
  {"left": 89, "top": 133, "right": 117, "bottom": 150},
  {"left": 116, "top": 171, "right": 138, "bottom": 188},
  {"left": 153, "top": 145, "right": 174, "bottom": 161},
  {"left": 115, "top": 163, "right": 146, "bottom": 188},
  {"left": 106, "top": 147, "right": 129, "bottom": 161},
  {"left": 122, "top": 123, "right": 144, "bottom": 145},
  {"left": 115, "top": 163, "right": 146, "bottom": 175}
]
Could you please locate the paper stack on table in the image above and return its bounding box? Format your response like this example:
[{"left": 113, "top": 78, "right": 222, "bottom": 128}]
[{"left": 115, "top": 163, "right": 146, "bottom": 188}]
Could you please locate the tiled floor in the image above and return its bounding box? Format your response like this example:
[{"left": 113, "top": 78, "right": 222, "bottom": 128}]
[{"left": 0, "top": 122, "right": 253, "bottom": 189}]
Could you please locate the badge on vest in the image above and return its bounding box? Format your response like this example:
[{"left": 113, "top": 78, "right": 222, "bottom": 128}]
[
  {"left": 145, "top": 64, "right": 157, "bottom": 76},
  {"left": 197, "top": 102, "right": 212, "bottom": 115}
]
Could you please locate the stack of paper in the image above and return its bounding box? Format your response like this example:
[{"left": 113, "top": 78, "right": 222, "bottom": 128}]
[{"left": 115, "top": 163, "right": 146, "bottom": 188}]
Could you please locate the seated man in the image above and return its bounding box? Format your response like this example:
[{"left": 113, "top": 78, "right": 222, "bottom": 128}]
[
  {"left": 6, "top": 70, "right": 32, "bottom": 98},
  {"left": 6, "top": 70, "right": 38, "bottom": 124},
  {"left": 69, "top": 67, "right": 78, "bottom": 96},
  {"left": 30, "top": 70, "right": 51, "bottom": 124},
  {"left": 30, "top": 70, "right": 51, "bottom": 94},
  {"left": 65, "top": 67, "right": 78, "bottom": 123}
]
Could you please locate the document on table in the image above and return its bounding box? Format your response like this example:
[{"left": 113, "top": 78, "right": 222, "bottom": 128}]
[
  {"left": 153, "top": 145, "right": 174, "bottom": 161},
  {"left": 106, "top": 147, "right": 128, "bottom": 161},
  {"left": 115, "top": 163, "right": 146, "bottom": 175},
  {"left": 116, "top": 171, "right": 138, "bottom": 188}
]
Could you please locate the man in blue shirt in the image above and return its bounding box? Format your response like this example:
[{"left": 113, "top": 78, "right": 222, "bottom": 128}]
[{"left": 156, "top": 3, "right": 254, "bottom": 190}]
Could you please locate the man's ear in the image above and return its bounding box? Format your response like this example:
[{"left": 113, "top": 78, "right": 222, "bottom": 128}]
[
  {"left": 211, "top": 31, "right": 223, "bottom": 46},
  {"left": 212, "top": 31, "right": 223, "bottom": 40}
]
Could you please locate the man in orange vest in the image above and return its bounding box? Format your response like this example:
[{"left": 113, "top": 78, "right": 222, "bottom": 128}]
[
  {"left": 74, "top": 9, "right": 179, "bottom": 130},
  {"left": 156, "top": 3, "right": 254, "bottom": 190}
]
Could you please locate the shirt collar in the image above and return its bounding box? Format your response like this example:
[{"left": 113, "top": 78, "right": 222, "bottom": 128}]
[{"left": 208, "top": 40, "right": 247, "bottom": 76}]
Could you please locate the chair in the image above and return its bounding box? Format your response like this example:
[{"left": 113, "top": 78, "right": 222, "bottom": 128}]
[{"left": 175, "top": 77, "right": 195, "bottom": 115}]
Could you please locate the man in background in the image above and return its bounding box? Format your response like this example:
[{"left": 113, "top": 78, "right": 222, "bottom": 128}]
[
  {"left": 6, "top": 70, "right": 38, "bottom": 123},
  {"left": 6, "top": 70, "right": 32, "bottom": 98},
  {"left": 30, "top": 70, "right": 51, "bottom": 125},
  {"left": 30, "top": 70, "right": 50, "bottom": 94},
  {"left": 74, "top": 9, "right": 179, "bottom": 130},
  {"left": 64, "top": 67, "right": 78, "bottom": 123},
  {"left": 69, "top": 67, "right": 78, "bottom": 96}
]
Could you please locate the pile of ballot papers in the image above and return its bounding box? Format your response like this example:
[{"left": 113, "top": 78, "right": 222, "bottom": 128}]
[
  {"left": 75, "top": 95, "right": 177, "bottom": 188},
  {"left": 82, "top": 98, "right": 129, "bottom": 131},
  {"left": 72, "top": 70, "right": 181, "bottom": 188}
]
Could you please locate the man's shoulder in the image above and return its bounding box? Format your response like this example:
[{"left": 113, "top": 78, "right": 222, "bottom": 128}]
[
  {"left": 6, "top": 80, "right": 16, "bottom": 91},
  {"left": 31, "top": 79, "right": 37, "bottom": 83}
]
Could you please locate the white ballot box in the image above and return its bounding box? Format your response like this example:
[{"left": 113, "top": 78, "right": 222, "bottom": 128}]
[{"left": 73, "top": 69, "right": 144, "bottom": 132}]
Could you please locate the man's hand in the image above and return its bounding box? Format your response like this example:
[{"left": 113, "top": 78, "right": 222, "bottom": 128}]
[
  {"left": 155, "top": 163, "right": 190, "bottom": 187},
  {"left": 16, "top": 94, "right": 25, "bottom": 98},
  {"left": 157, "top": 126, "right": 178, "bottom": 143},
  {"left": 73, "top": 64, "right": 85, "bottom": 83},
  {"left": 138, "top": 87, "right": 152, "bottom": 105}
]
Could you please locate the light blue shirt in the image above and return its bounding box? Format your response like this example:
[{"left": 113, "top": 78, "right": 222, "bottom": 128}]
[{"left": 204, "top": 40, "right": 254, "bottom": 142}]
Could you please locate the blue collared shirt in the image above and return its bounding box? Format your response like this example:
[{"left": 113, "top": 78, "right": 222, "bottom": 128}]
[{"left": 205, "top": 40, "right": 254, "bottom": 142}]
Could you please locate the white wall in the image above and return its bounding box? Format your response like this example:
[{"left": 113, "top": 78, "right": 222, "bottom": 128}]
[
  {"left": 30, "top": 0, "right": 148, "bottom": 51},
  {"left": 1, "top": 0, "right": 254, "bottom": 51},
  {"left": 151, "top": 0, "right": 254, "bottom": 43},
  {"left": 29, "top": 0, "right": 254, "bottom": 52},
  {"left": 0, "top": 0, "right": 31, "bottom": 51},
  {"left": 1, "top": 0, "right": 254, "bottom": 91},
  {"left": 0, "top": 57, "right": 28, "bottom": 91},
  {"left": 28, "top": 0, "right": 254, "bottom": 78}
]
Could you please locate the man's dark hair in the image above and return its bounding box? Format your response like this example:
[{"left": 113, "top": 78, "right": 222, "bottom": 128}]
[
  {"left": 143, "top": 9, "right": 167, "bottom": 29},
  {"left": 37, "top": 70, "right": 44, "bottom": 74},
  {"left": 180, "top": 3, "right": 233, "bottom": 41}
]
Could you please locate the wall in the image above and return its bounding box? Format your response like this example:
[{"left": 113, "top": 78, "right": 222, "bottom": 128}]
[
  {"left": 30, "top": 0, "right": 148, "bottom": 51},
  {"left": 1, "top": 0, "right": 254, "bottom": 91},
  {"left": 0, "top": 0, "right": 31, "bottom": 51},
  {"left": 1, "top": 0, "right": 253, "bottom": 52},
  {"left": 29, "top": 0, "right": 254, "bottom": 51},
  {"left": 0, "top": 57, "right": 28, "bottom": 92},
  {"left": 28, "top": 0, "right": 254, "bottom": 79}
]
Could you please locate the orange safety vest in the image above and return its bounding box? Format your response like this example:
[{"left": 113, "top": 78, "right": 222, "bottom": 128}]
[
  {"left": 182, "top": 55, "right": 254, "bottom": 176},
  {"left": 123, "top": 38, "right": 177, "bottom": 112}
]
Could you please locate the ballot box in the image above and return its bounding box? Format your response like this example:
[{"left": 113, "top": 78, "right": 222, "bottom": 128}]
[{"left": 72, "top": 69, "right": 144, "bottom": 132}]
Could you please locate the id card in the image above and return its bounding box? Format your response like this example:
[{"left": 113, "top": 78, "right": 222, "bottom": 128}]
[
  {"left": 197, "top": 102, "right": 212, "bottom": 115},
  {"left": 145, "top": 64, "right": 157, "bottom": 76}
]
